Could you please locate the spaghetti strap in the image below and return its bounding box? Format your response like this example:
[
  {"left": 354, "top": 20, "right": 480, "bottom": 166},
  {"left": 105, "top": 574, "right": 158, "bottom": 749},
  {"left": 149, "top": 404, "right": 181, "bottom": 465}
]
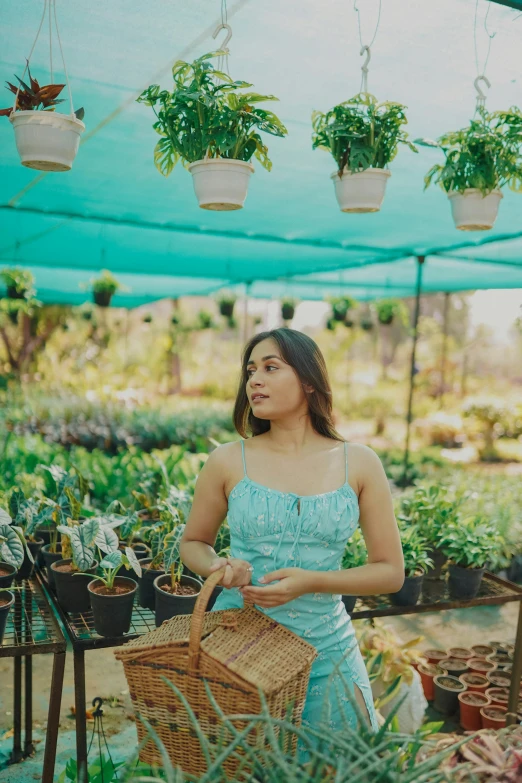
[
  {"left": 240, "top": 439, "right": 248, "bottom": 477},
  {"left": 344, "top": 441, "right": 349, "bottom": 484}
]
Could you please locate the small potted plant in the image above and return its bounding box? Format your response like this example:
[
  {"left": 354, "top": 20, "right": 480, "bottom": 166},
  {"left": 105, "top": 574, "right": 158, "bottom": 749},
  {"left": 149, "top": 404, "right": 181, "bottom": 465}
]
[
  {"left": 0, "top": 267, "right": 35, "bottom": 300},
  {"left": 433, "top": 674, "right": 466, "bottom": 715},
  {"left": 153, "top": 526, "right": 201, "bottom": 627},
  {"left": 0, "top": 562, "right": 17, "bottom": 589},
  {"left": 86, "top": 549, "right": 142, "bottom": 637},
  {"left": 418, "top": 662, "right": 445, "bottom": 701},
  {"left": 438, "top": 516, "right": 503, "bottom": 599},
  {"left": 480, "top": 705, "right": 507, "bottom": 729},
  {"left": 471, "top": 643, "right": 495, "bottom": 659},
  {"left": 0, "top": 507, "right": 32, "bottom": 580},
  {"left": 90, "top": 270, "right": 123, "bottom": 308},
  {"left": 312, "top": 93, "right": 417, "bottom": 213},
  {"left": 281, "top": 298, "right": 297, "bottom": 322},
  {"left": 438, "top": 657, "right": 468, "bottom": 678},
  {"left": 341, "top": 528, "right": 367, "bottom": 612},
  {"left": 216, "top": 291, "right": 237, "bottom": 320},
  {"left": 329, "top": 296, "right": 356, "bottom": 323},
  {"left": 1, "top": 62, "right": 85, "bottom": 171},
  {"left": 7, "top": 488, "right": 48, "bottom": 580},
  {"left": 486, "top": 669, "right": 511, "bottom": 689},
  {"left": 459, "top": 672, "right": 489, "bottom": 693},
  {"left": 467, "top": 657, "right": 497, "bottom": 675},
  {"left": 360, "top": 315, "right": 374, "bottom": 332},
  {"left": 458, "top": 691, "right": 490, "bottom": 732},
  {"left": 389, "top": 527, "right": 433, "bottom": 607},
  {"left": 419, "top": 105, "right": 522, "bottom": 231},
  {"left": 137, "top": 52, "right": 287, "bottom": 211},
  {"left": 375, "top": 299, "right": 408, "bottom": 327},
  {"left": 51, "top": 519, "right": 99, "bottom": 614}
]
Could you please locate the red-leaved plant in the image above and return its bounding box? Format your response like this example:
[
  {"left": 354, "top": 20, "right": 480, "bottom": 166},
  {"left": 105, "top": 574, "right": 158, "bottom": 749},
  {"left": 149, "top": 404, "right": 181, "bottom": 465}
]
[{"left": 1, "top": 61, "right": 84, "bottom": 120}]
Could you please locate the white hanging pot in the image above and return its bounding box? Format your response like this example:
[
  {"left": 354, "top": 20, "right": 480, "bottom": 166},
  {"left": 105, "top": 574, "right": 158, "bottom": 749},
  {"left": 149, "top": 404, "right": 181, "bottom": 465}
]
[
  {"left": 447, "top": 188, "right": 503, "bottom": 231},
  {"left": 188, "top": 158, "right": 254, "bottom": 211},
  {"left": 10, "top": 110, "right": 85, "bottom": 172},
  {"left": 331, "top": 168, "right": 391, "bottom": 213}
]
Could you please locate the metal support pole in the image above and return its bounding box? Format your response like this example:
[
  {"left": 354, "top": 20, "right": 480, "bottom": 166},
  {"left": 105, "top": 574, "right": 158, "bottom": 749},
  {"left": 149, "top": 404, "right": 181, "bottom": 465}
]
[
  {"left": 507, "top": 600, "right": 522, "bottom": 726},
  {"left": 439, "top": 292, "right": 450, "bottom": 409},
  {"left": 74, "top": 649, "right": 88, "bottom": 783},
  {"left": 42, "top": 650, "right": 66, "bottom": 783},
  {"left": 402, "top": 256, "right": 425, "bottom": 484}
]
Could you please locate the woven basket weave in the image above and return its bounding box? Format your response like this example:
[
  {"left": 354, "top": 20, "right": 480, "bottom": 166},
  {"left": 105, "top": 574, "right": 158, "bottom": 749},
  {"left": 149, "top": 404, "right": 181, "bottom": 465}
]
[{"left": 114, "top": 567, "right": 317, "bottom": 777}]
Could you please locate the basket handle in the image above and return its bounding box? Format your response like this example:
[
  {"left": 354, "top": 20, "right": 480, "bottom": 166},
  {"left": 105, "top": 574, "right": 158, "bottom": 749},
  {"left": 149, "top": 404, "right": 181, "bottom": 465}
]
[{"left": 188, "top": 566, "right": 226, "bottom": 676}]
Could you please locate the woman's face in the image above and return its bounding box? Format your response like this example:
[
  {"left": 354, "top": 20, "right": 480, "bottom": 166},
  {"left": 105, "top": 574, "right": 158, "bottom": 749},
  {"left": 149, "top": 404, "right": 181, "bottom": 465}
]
[{"left": 245, "top": 338, "right": 311, "bottom": 421}]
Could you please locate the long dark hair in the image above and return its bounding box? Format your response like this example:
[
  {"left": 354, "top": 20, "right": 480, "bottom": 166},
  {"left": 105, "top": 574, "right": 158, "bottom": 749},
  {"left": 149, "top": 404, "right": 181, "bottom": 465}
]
[{"left": 233, "top": 328, "right": 343, "bottom": 440}]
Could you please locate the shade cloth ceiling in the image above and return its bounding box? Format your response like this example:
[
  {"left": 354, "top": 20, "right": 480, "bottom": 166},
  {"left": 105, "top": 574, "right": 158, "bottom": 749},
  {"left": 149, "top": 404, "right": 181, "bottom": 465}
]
[{"left": 1, "top": 0, "right": 522, "bottom": 306}]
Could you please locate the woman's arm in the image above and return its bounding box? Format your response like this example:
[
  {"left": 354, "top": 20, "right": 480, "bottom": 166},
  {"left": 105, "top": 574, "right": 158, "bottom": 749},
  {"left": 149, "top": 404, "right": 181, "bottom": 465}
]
[
  {"left": 240, "top": 445, "right": 404, "bottom": 607},
  {"left": 180, "top": 443, "right": 254, "bottom": 587}
]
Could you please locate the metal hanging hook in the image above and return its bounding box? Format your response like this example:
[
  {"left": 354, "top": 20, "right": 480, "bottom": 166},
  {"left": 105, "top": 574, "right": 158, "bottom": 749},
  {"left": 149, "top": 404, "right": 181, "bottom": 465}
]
[
  {"left": 474, "top": 74, "right": 490, "bottom": 105},
  {"left": 360, "top": 45, "right": 371, "bottom": 93},
  {"left": 213, "top": 22, "right": 232, "bottom": 53}
]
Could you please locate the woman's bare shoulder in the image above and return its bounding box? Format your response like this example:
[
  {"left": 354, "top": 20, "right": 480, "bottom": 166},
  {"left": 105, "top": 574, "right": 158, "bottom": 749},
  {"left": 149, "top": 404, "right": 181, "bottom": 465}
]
[{"left": 346, "top": 443, "right": 386, "bottom": 486}]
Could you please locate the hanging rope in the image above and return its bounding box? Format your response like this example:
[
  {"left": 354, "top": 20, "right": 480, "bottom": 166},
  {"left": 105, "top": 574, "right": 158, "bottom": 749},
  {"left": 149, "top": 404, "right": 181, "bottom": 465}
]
[
  {"left": 353, "top": 0, "right": 382, "bottom": 94},
  {"left": 473, "top": 0, "right": 496, "bottom": 111},
  {"left": 87, "top": 697, "right": 120, "bottom": 782},
  {"left": 214, "top": 0, "right": 231, "bottom": 76}
]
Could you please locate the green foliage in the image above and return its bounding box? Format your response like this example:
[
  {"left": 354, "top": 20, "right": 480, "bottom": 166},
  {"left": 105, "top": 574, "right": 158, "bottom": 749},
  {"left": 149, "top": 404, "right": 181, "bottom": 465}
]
[
  {"left": 0, "top": 267, "right": 35, "bottom": 297},
  {"left": 92, "top": 547, "right": 142, "bottom": 590},
  {"left": 312, "top": 93, "right": 417, "bottom": 176},
  {"left": 196, "top": 310, "right": 214, "bottom": 330},
  {"left": 0, "top": 509, "right": 27, "bottom": 569},
  {"left": 281, "top": 297, "right": 297, "bottom": 321},
  {"left": 438, "top": 516, "right": 503, "bottom": 569},
  {"left": 375, "top": 298, "right": 409, "bottom": 327},
  {"left": 397, "top": 525, "right": 434, "bottom": 577},
  {"left": 328, "top": 296, "right": 357, "bottom": 322},
  {"left": 137, "top": 51, "right": 287, "bottom": 175},
  {"left": 57, "top": 517, "right": 99, "bottom": 571},
  {"left": 341, "top": 528, "right": 367, "bottom": 569},
  {"left": 57, "top": 753, "right": 125, "bottom": 783},
  {"left": 90, "top": 270, "right": 123, "bottom": 295},
  {"left": 396, "top": 484, "right": 463, "bottom": 546},
  {"left": 421, "top": 106, "right": 522, "bottom": 194}
]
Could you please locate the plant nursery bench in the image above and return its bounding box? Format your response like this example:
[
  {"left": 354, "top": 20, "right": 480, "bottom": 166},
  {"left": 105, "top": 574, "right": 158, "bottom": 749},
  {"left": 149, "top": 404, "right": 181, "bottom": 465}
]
[
  {"left": 0, "top": 574, "right": 67, "bottom": 783},
  {"left": 350, "top": 571, "right": 522, "bottom": 725}
]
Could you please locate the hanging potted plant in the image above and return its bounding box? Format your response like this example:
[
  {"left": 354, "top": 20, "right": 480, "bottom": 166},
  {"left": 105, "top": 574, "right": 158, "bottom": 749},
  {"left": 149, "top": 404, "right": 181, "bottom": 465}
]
[
  {"left": 0, "top": 267, "right": 35, "bottom": 300},
  {"left": 216, "top": 291, "right": 237, "bottom": 320},
  {"left": 137, "top": 51, "right": 287, "bottom": 211},
  {"left": 312, "top": 93, "right": 417, "bottom": 213},
  {"left": 281, "top": 297, "right": 297, "bottom": 322},
  {"left": 437, "top": 516, "right": 503, "bottom": 599},
  {"left": 375, "top": 298, "right": 408, "bottom": 327},
  {"left": 90, "top": 270, "right": 123, "bottom": 308},
  {"left": 419, "top": 104, "right": 522, "bottom": 231},
  {"left": 1, "top": 56, "right": 85, "bottom": 171},
  {"left": 153, "top": 526, "right": 201, "bottom": 627},
  {"left": 86, "top": 548, "right": 142, "bottom": 637},
  {"left": 360, "top": 314, "right": 374, "bottom": 332},
  {"left": 329, "top": 296, "right": 356, "bottom": 323},
  {"left": 341, "top": 528, "right": 367, "bottom": 613},
  {"left": 390, "top": 527, "right": 433, "bottom": 607}
]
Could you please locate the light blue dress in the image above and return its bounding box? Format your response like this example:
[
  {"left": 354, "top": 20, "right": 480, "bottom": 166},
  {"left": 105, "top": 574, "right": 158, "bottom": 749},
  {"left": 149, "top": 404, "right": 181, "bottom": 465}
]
[{"left": 211, "top": 440, "right": 379, "bottom": 749}]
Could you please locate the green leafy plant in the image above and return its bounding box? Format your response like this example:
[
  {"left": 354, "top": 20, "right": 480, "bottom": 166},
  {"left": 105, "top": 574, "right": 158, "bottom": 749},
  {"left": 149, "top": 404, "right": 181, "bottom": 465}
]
[
  {"left": 196, "top": 310, "right": 214, "bottom": 330},
  {"left": 83, "top": 548, "right": 142, "bottom": 590},
  {"left": 437, "top": 516, "right": 503, "bottom": 569},
  {"left": 0, "top": 507, "right": 28, "bottom": 569},
  {"left": 137, "top": 51, "right": 287, "bottom": 176},
  {"left": 396, "top": 484, "right": 463, "bottom": 548},
  {"left": 56, "top": 517, "right": 100, "bottom": 571},
  {"left": 1, "top": 62, "right": 84, "bottom": 120},
  {"left": 375, "top": 298, "right": 409, "bottom": 327},
  {"left": 312, "top": 93, "right": 417, "bottom": 177},
  {"left": 463, "top": 398, "right": 514, "bottom": 461},
  {"left": 57, "top": 753, "right": 125, "bottom": 783},
  {"left": 0, "top": 267, "right": 35, "bottom": 299},
  {"left": 90, "top": 270, "right": 123, "bottom": 296},
  {"left": 163, "top": 523, "right": 186, "bottom": 589},
  {"left": 420, "top": 106, "right": 522, "bottom": 195},
  {"left": 342, "top": 528, "right": 367, "bottom": 569},
  {"left": 215, "top": 291, "right": 237, "bottom": 320},
  {"left": 328, "top": 296, "right": 357, "bottom": 322},
  {"left": 398, "top": 526, "right": 434, "bottom": 577}
]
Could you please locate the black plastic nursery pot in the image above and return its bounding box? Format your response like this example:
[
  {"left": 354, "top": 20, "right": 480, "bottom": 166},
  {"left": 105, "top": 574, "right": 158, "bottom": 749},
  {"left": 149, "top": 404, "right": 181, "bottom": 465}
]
[
  {"left": 16, "top": 538, "right": 44, "bottom": 581},
  {"left": 281, "top": 305, "right": 295, "bottom": 321},
  {"left": 342, "top": 595, "right": 357, "bottom": 613},
  {"left": 507, "top": 554, "right": 522, "bottom": 584},
  {"left": 433, "top": 674, "right": 466, "bottom": 715},
  {"left": 51, "top": 558, "right": 98, "bottom": 614},
  {"left": 35, "top": 526, "right": 53, "bottom": 566},
  {"left": 153, "top": 574, "right": 201, "bottom": 628},
  {"left": 426, "top": 547, "right": 448, "bottom": 579},
  {"left": 41, "top": 544, "right": 63, "bottom": 590},
  {"left": 219, "top": 301, "right": 235, "bottom": 318},
  {"left": 0, "top": 562, "right": 16, "bottom": 589},
  {"left": 121, "top": 542, "right": 149, "bottom": 560},
  {"left": 88, "top": 577, "right": 138, "bottom": 637},
  {"left": 0, "top": 591, "right": 15, "bottom": 645},
  {"left": 138, "top": 559, "right": 166, "bottom": 611},
  {"left": 93, "top": 290, "right": 112, "bottom": 307},
  {"left": 6, "top": 286, "right": 26, "bottom": 300},
  {"left": 448, "top": 564, "right": 485, "bottom": 600},
  {"left": 390, "top": 573, "right": 424, "bottom": 607}
]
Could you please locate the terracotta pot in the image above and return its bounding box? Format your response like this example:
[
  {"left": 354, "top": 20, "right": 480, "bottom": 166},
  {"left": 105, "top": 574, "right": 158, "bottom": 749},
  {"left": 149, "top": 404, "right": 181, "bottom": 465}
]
[
  {"left": 468, "top": 657, "right": 496, "bottom": 675},
  {"left": 419, "top": 663, "right": 445, "bottom": 701},
  {"left": 471, "top": 644, "right": 495, "bottom": 659},
  {"left": 433, "top": 675, "right": 466, "bottom": 715},
  {"left": 485, "top": 687, "right": 509, "bottom": 708},
  {"left": 486, "top": 670, "right": 511, "bottom": 689},
  {"left": 459, "top": 672, "right": 489, "bottom": 693},
  {"left": 480, "top": 705, "right": 506, "bottom": 729},
  {"left": 439, "top": 657, "right": 468, "bottom": 677},
  {"left": 447, "top": 647, "right": 473, "bottom": 661},
  {"left": 459, "top": 691, "right": 490, "bottom": 732},
  {"left": 424, "top": 649, "right": 448, "bottom": 665}
]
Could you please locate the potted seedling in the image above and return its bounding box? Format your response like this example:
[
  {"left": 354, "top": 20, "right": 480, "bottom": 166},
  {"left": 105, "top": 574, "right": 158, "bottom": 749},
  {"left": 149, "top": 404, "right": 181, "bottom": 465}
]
[
  {"left": 135, "top": 503, "right": 183, "bottom": 611},
  {"left": 281, "top": 298, "right": 297, "bottom": 323},
  {"left": 90, "top": 270, "right": 123, "bottom": 308},
  {"left": 0, "top": 267, "right": 35, "bottom": 300},
  {"left": 375, "top": 298, "right": 408, "bottom": 327},
  {"left": 459, "top": 672, "right": 489, "bottom": 693},
  {"left": 418, "top": 663, "right": 446, "bottom": 701},
  {"left": 137, "top": 51, "right": 287, "bottom": 210},
  {"left": 419, "top": 105, "right": 522, "bottom": 231},
  {"left": 437, "top": 516, "right": 503, "bottom": 599},
  {"left": 390, "top": 527, "right": 433, "bottom": 607},
  {"left": 329, "top": 296, "right": 356, "bottom": 323},
  {"left": 216, "top": 291, "right": 237, "bottom": 320},
  {"left": 0, "top": 562, "right": 17, "bottom": 589},
  {"left": 1, "top": 62, "right": 85, "bottom": 171},
  {"left": 341, "top": 528, "right": 367, "bottom": 612},
  {"left": 86, "top": 549, "right": 141, "bottom": 637},
  {"left": 438, "top": 657, "right": 468, "bottom": 678},
  {"left": 153, "top": 525, "right": 201, "bottom": 627},
  {"left": 458, "top": 690, "right": 490, "bottom": 732},
  {"left": 480, "top": 705, "right": 507, "bottom": 729},
  {"left": 0, "top": 508, "right": 32, "bottom": 581},
  {"left": 312, "top": 93, "right": 417, "bottom": 212},
  {"left": 51, "top": 518, "right": 100, "bottom": 614},
  {"left": 433, "top": 674, "right": 466, "bottom": 715}
]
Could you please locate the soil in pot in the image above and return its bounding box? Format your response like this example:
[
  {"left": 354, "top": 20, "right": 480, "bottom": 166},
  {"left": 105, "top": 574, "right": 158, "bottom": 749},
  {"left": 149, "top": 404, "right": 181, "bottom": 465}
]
[
  {"left": 480, "top": 705, "right": 506, "bottom": 729},
  {"left": 0, "top": 592, "right": 15, "bottom": 645},
  {"left": 433, "top": 675, "right": 466, "bottom": 716},
  {"left": 153, "top": 574, "right": 201, "bottom": 628},
  {"left": 88, "top": 577, "right": 137, "bottom": 637},
  {"left": 447, "top": 647, "right": 473, "bottom": 661},
  {"left": 389, "top": 572, "right": 424, "bottom": 606},
  {"left": 458, "top": 691, "right": 490, "bottom": 732},
  {"left": 41, "top": 544, "right": 63, "bottom": 590},
  {"left": 448, "top": 564, "right": 485, "bottom": 600},
  {"left": 486, "top": 670, "right": 511, "bottom": 688},
  {"left": 459, "top": 672, "right": 489, "bottom": 693},
  {"left": 486, "top": 652, "right": 512, "bottom": 669},
  {"left": 424, "top": 649, "right": 448, "bottom": 665},
  {"left": 439, "top": 657, "right": 469, "bottom": 677},
  {"left": 342, "top": 595, "right": 357, "bottom": 613},
  {"left": 485, "top": 687, "right": 509, "bottom": 708},
  {"left": 419, "top": 663, "right": 445, "bottom": 701},
  {"left": 51, "top": 558, "right": 98, "bottom": 614},
  {"left": 468, "top": 657, "right": 496, "bottom": 674},
  {"left": 137, "top": 559, "right": 166, "bottom": 611},
  {"left": 471, "top": 644, "right": 495, "bottom": 659},
  {"left": 0, "top": 563, "right": 16, "bottom": 589},
  {"left": 15, "top": 538, "right": 44, "bottom": 581}
]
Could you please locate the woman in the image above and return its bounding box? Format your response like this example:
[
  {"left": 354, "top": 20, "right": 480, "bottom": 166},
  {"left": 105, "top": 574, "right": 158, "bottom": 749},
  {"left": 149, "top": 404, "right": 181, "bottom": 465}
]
[{"left": 180, "top": 328, "right": 404, "bottom": 744}]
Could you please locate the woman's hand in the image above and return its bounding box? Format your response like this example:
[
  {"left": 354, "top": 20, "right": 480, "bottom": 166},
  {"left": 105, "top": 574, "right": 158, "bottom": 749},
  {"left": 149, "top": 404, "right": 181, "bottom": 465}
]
[
  {"left": 239, "top": 568, "right": 309, "bottom": 608},
  {"left": 209, "top": 557, "right": 254, "bottom": 588}
]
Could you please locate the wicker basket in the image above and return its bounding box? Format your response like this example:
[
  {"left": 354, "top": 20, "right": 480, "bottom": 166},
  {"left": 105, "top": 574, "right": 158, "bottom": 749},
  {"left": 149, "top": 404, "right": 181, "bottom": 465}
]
[{"left": 114, "top": 567, "right": 317, "bottom": 777}]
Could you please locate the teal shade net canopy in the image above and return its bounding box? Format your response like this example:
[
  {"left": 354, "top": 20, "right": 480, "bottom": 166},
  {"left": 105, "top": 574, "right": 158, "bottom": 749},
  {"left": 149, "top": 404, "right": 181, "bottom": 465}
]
[{"left": 1, "top": 0, "right": 522, "bottom": 305}]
